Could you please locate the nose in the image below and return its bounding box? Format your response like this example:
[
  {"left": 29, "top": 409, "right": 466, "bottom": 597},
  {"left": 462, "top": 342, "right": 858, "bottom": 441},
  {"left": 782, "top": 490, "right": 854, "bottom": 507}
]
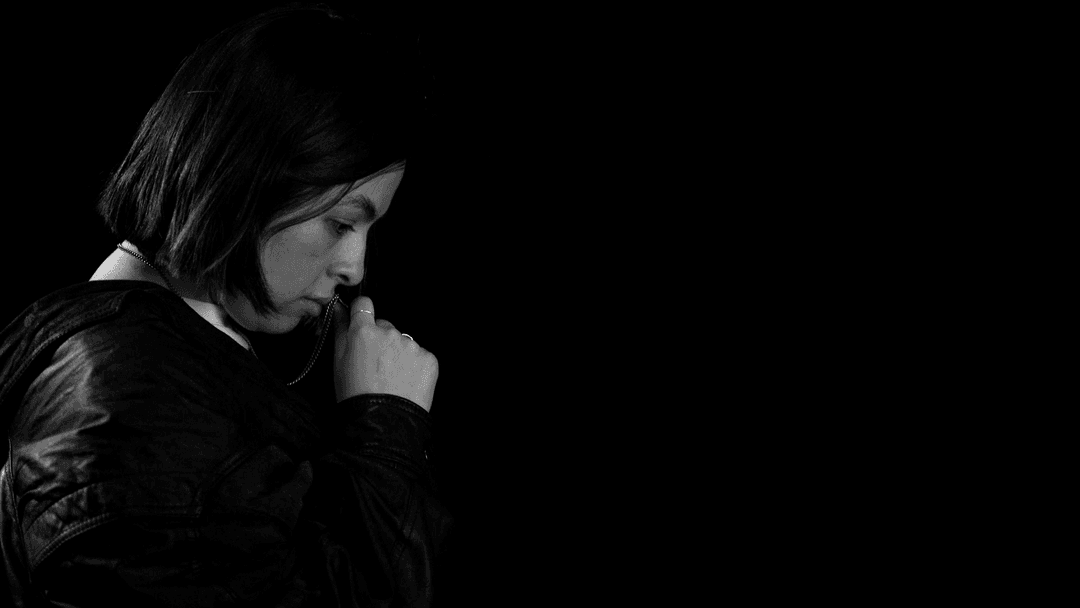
[{"left": 329, "top": 232, "right": 366, "bottom": 287}]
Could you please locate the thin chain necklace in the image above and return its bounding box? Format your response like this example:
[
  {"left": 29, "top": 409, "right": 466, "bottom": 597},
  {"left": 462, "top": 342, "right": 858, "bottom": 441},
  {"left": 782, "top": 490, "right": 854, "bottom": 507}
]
[{"left": 116, "top": 243, "right": 337, "bottom": 386}]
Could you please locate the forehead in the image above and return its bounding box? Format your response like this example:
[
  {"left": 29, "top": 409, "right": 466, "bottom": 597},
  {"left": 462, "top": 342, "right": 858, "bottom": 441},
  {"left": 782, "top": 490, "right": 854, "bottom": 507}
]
[{"left": 266, "top": 167, "right": 404, "bottom": 233}]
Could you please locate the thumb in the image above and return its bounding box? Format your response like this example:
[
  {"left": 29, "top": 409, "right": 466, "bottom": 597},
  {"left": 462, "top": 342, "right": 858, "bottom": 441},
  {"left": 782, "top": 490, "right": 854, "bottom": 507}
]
[
  {"left": 332, "top": 295, "right": 361, "bottom": 360},
  {"left": 332, "top": 294, "right": 350, "bottom": 335},
  {"left": 332, "top": 293, "right": 367, "bottom": 338}
]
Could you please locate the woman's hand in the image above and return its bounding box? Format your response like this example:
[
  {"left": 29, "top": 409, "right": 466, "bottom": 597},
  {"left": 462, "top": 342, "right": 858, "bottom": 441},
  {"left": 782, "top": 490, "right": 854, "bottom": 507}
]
[{"left": 332, "top": 296, "right": 439, "bottom": 412}]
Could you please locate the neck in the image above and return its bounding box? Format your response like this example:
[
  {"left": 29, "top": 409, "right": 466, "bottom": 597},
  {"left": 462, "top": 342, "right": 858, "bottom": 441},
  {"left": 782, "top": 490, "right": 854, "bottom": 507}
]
[
  {"left": 116, "top": 241, "right": 210, "bottom": 302},
  {"left": 105, "top": 242, "right": 254, "bottom": 352}
]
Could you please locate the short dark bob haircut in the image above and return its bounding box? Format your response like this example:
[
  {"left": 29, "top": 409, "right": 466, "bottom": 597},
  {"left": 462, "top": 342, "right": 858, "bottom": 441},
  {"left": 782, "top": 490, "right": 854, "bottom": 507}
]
[{"left": 97, "top": 3, "right": 425, "bottom": 316}]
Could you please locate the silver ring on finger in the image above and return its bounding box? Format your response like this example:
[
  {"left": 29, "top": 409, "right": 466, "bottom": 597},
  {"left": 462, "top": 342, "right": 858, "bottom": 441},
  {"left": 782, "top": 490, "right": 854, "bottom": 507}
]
[{"left": 402, "top": 333, "right": 413, "bottom": 340}]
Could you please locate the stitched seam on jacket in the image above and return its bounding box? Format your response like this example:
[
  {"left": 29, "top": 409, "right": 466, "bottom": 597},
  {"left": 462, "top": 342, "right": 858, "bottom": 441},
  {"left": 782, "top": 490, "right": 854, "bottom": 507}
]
[
  {"left": 22, "top": 473, "right": 204, "bottom": 574},
  {"left": 21, "top": 472, "right": 197, "bottom": 538},
  {"left": 29, "top": 499, "right": 211, "bottom": 571},
  {"left": 24, "top": 441, "right": 272, "bottom": 569},
  {"left": 30, "top": 511, "right": 123, "bottom": 570},
  {"left": 368, "top": 396, "right": 432, "bottom": 427}
]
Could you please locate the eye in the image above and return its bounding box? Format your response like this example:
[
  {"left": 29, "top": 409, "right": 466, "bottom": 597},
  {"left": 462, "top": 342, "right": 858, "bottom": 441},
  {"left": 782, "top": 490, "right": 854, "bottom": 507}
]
[{"left": 330, "top": 220, "right": 354, "bottom": 236}]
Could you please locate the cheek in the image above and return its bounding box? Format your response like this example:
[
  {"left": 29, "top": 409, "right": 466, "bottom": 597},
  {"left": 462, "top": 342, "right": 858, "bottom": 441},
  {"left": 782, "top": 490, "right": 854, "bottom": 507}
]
[{"left": 262, "top": 224, "right": 330, "bottom": 297}]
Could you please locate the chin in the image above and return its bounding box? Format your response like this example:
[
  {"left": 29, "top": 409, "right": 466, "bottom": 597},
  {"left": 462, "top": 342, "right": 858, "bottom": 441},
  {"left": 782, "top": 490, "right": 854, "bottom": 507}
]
[
  {"left": 230, "top": 309, "right": 302, "bottom": 336},
  {"left": 259, "top": 314, "right": 305, "bottom": 335},
  {"left": 227, "top": 298, "right": 314, "bottom": 336}
]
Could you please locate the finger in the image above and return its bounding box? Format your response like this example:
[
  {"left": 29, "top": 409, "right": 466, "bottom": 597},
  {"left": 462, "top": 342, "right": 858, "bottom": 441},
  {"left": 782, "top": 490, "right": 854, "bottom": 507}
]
[
  {"left": 350, "top": 295, "right": 375, "bottom": 326},
  {"left": 332, "top": 294, "right": 351, "bottom": 338},
  {"left": 375, "top": 319, "right": 396, "bottom": 331}
]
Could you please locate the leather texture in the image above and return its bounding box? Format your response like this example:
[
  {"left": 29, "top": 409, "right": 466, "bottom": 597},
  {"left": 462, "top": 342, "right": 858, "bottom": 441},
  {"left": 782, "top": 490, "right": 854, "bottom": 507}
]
[{"left": 0, "top": 281, "right": 451, "bottom": 606}]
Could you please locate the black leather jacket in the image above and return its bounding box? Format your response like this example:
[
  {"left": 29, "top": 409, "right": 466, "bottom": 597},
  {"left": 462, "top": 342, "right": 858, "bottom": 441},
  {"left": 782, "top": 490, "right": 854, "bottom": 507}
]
[{"left": 0, "top": 281, "right": 452, "bottom": 606}]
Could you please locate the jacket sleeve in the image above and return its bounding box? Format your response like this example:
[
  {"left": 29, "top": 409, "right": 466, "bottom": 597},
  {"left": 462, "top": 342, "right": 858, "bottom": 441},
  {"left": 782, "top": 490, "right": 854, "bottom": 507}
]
[
  {"left": 26, "top": 394, "right": 452, "bottom": 608},
  {"left": 294, "top": 393, "right": 454, "bottom": 606}
]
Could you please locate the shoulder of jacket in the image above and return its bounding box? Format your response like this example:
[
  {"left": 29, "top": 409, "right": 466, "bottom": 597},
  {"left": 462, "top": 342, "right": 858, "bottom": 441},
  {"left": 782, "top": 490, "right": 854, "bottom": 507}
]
[{"left": 1, "top": 282, "right": 184, "bottom": 415}]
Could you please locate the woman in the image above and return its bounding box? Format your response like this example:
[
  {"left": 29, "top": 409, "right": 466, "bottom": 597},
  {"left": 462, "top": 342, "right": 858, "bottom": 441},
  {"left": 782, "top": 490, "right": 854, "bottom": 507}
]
[{"left": 0, "top": 5, "right": 449, "bottom": 606}]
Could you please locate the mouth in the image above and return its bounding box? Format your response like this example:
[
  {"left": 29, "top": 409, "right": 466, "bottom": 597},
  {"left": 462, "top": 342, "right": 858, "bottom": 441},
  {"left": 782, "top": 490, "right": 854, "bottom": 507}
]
[{"left": 311, "top": 293, "right": 344, "bottom": 310}]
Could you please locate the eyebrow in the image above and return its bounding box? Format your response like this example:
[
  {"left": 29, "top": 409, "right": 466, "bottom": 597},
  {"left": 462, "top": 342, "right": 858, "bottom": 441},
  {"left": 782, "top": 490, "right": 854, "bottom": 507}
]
[{"left": 342, "top": 195, "right": 379, "bottom": 222}]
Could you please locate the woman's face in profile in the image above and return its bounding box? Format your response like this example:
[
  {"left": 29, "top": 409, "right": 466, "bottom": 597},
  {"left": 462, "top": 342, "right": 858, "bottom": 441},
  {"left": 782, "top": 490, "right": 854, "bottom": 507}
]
[{"left": 223, "top": 169, "right": 404, "bottom": 334}]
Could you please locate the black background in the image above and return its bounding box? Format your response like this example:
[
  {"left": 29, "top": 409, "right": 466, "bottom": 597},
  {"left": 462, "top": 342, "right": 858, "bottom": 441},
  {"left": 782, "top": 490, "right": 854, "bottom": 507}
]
[{"left": 3, "top": 1, "right": 646, "bottom": 603}]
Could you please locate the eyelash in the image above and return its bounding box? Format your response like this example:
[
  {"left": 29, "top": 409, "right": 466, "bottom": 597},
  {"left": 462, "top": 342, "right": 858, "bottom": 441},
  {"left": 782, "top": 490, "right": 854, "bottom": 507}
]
[{"left": 331, "top": 220, "right": 354, "bottom": 236}]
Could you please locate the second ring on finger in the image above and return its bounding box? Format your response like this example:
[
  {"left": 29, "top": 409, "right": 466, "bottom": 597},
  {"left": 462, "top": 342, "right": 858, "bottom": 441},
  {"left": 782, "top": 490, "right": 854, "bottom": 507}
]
[
  {"left": 374, "top": 319, "right": 412, "bottom": 342},
  {"left": 383, "top": 324, "right": 414, "bottom": 342}
]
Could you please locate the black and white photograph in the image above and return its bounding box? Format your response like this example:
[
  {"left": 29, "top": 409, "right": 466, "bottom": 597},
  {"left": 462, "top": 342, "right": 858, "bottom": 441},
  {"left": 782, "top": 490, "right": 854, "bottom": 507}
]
[{"left": 0, "top": 1, "right": 646, "bottom": 604}]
